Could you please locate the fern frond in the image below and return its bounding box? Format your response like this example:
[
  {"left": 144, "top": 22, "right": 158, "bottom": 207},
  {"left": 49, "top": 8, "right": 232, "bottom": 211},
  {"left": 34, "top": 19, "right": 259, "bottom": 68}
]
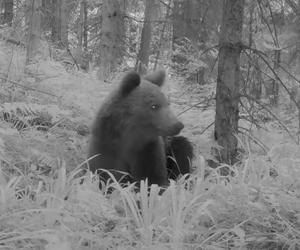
[{"left": 0, "top": 102, "right": 72, "bottom": 131}]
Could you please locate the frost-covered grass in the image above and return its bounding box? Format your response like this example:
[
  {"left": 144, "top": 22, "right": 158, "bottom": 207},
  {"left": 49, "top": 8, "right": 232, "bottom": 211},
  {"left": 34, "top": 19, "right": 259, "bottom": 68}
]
[
  {"left": 0, "top": 41, "right": 300, "bottom": 249},
  {"left": 0, "top": 153, "right": 300, "bottom": 250}
]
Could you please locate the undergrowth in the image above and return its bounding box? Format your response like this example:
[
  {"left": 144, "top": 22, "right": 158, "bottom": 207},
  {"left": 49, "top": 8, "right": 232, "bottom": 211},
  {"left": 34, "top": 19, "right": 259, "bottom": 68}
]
[
  {"left": 0, "top": 40, "right": 300, "bottom": 250},
  {"left": 0, "top": 149, "right": 299, "bottom": 250}
]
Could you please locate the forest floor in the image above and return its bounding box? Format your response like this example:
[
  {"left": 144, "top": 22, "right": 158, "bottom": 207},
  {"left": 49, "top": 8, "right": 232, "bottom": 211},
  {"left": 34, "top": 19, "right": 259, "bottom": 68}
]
[{"left": 0, "top": 42, "right": 300, "bottom": 249}]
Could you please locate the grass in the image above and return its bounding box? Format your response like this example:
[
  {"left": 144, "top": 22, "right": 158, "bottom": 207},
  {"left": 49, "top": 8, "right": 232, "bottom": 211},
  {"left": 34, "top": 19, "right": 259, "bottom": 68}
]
[
  {"left": 0, "top": 40, "right": 299, "bottom": 249},
  {"left": 0, "top": 151, "right": 299, "bottom": 249}
]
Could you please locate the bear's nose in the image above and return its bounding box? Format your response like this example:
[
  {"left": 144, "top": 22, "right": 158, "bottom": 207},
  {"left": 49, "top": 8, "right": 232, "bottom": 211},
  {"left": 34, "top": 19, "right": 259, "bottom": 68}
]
[{"left": 172, "top": 121, "right": 184, "bottom": 135}]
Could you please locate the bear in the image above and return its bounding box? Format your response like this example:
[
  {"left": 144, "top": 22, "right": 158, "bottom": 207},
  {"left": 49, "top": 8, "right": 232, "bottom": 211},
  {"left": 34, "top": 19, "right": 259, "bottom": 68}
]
[
  {"left": 88, "top": 70, "right": 193, "bottom": 188},
  {"left": 165, "top": 136, "right": 194, "bottom": 180}
]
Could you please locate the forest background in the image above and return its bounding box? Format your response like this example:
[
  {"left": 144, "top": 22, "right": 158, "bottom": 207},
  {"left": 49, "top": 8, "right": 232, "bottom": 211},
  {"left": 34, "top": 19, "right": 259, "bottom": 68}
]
[{"left": 0, "top": 0, "right": 300, "bottom": 249}]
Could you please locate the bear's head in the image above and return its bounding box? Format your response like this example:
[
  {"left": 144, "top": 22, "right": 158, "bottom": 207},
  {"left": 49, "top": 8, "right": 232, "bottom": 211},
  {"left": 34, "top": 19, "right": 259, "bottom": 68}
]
[{"left": 117, "top": 70, "right": 184, "bottom": 136}]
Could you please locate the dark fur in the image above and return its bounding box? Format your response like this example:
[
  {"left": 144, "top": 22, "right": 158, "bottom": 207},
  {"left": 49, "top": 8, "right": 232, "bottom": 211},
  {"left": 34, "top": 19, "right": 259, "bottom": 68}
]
[
  {"left": 88, "top": 70, "right": 193, "bottom": 188},
  {"left": 165, "top": 136, "right": 194, "bottom": 180}
]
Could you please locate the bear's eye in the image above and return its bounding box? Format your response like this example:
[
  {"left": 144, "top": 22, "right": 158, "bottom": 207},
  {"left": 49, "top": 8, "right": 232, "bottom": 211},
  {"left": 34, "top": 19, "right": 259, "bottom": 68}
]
[{"left": 151, "top": 104, "right": 159, "bottom": 110}]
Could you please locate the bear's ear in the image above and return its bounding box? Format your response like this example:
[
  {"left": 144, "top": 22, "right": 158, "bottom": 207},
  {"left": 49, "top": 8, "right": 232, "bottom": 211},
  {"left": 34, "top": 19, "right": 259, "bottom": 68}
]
[
  {"left": 144, "top": 69, "right": 166, "bottom": 87},
  {"left": 120, "top": 71, "right": 141, "bottom": 96}
]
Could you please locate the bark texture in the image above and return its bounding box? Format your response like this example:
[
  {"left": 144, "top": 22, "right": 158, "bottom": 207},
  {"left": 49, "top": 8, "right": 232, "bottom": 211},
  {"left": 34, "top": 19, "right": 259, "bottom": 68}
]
[{"left": 214, "top": 0, "right": 245, "bottom": 164}]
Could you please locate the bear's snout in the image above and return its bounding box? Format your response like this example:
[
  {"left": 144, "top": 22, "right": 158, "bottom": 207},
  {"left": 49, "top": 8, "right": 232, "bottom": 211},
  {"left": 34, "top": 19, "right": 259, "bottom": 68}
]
[
  {"left": 158, "top": 106, "right": 184, "bottom": 136},
  {"left": 170, "top": 121, "right": 184, "bottom": 135}
]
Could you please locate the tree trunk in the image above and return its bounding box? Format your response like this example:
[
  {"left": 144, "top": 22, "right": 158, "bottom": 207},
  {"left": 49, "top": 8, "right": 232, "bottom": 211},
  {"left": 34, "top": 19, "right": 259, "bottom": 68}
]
[
  {"left": 172, "top": 0, "right": 190, "bottom": 50},
  {"left": 297, "top": 18, "right": 300, "bottom": 71},
  {"left": 214, "top": 0, "right": 245, "bottom": 165},
  {"left": 250, "top": 58, "right": 262, "bottom": 100},
  {"left": 83, "top": 0, "right": 88, "bottom": 51},
  {"left": 285, "top": 0, "right": 300, "bottom": 69},
  {"left": 60, "top": 0, "right": 68, "bottom": 47},
  {"left": 77, "top": 0, "right": 88, "bottom": 70},
  {"left": 154, "top": 0, "right": 171, "bottom": 70},
  {"left": 135, "top": 0, "right": 155, "bottom": 74},
  {"left": 97, "top": 0, "right": 124, "bottom": 79},
  {"left": 51, "top": 0, "right": 58, "bottom": 42},
  {"left": 78, "top": 1, "right": 84, "bottom": 51},
  {"left": 52, "top": 0, "right": 68, "bottom": 48},
  {"left": 172, "top": 0, "right": 207, "bottom": 66},
  {"left": 247, "top": 2, "right": 262, "bottom": 100},
  {"left": 26, "top": 0, "right": 42, "bottom": 64},
  {"left": 172, "top": 0, "right": 199, "bottom": 45},
  {"left": 1, "top": 0, "right": 13, "bottom": 26},
  {"left": 269, "top": 49, "right": 280, "bottom": 105},
  {"left": 41, "top": 0, "right": 52, "bottom": 30}
]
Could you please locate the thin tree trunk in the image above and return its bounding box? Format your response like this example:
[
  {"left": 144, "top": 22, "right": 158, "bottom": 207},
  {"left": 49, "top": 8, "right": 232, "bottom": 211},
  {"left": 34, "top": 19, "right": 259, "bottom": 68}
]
[
  {"left": 77, "top": 0, "right": 88, "bottom": 70},
  {"left": 154, "top": 0, "right": 171, "bottom": 70},
  {"left": 135, "top": 0, "right": 155, "bottom": 74},
  {"left": 214, "top": 0, "right": 245, "bottom": 165},
  {"left": 97, "top": 0, "right": 124, "bottom": 79},
  {"left": 52, "top": 0, "right": 68, "bottom": 48},
  {"left": 83, "top": 0, "right": 88, "bottom": 51},
  {"left": 51, "top": 0, "right": 58, "bottom": 42},
  {"left": 248, "top": 2, "right": 262, "bottom": 99},
  {"left": 270, "top": 49, "right": 280, "bottom": 105},
  {"left": 41, "top": 0, "right": 52, "bottom": 30},
  {"left": 60, "top": 0, "right": 68, "bottom": 47},
  {"left": 285, "top": 0, "right": 300, "bottom": 70},
  {"left": 250, "top": 58, "right": 262, "bottom": 99},
  {"left": 78, "top": 0, "right": 84, "bottom": 51},
  {"left": 172, "top": 0, "right": 188, "bottom": 50},
  {"left": 172, "top": 0, "right": 202, "bottom": 48},
  {"left": 267, "top": 1, "right": 280, "bottom": 105},
  {"left": 26, "top": 0, "right": 42, "bottom": 64},
  {"left": 2, "top": 0, "right": 13, "bottom": 26}
]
